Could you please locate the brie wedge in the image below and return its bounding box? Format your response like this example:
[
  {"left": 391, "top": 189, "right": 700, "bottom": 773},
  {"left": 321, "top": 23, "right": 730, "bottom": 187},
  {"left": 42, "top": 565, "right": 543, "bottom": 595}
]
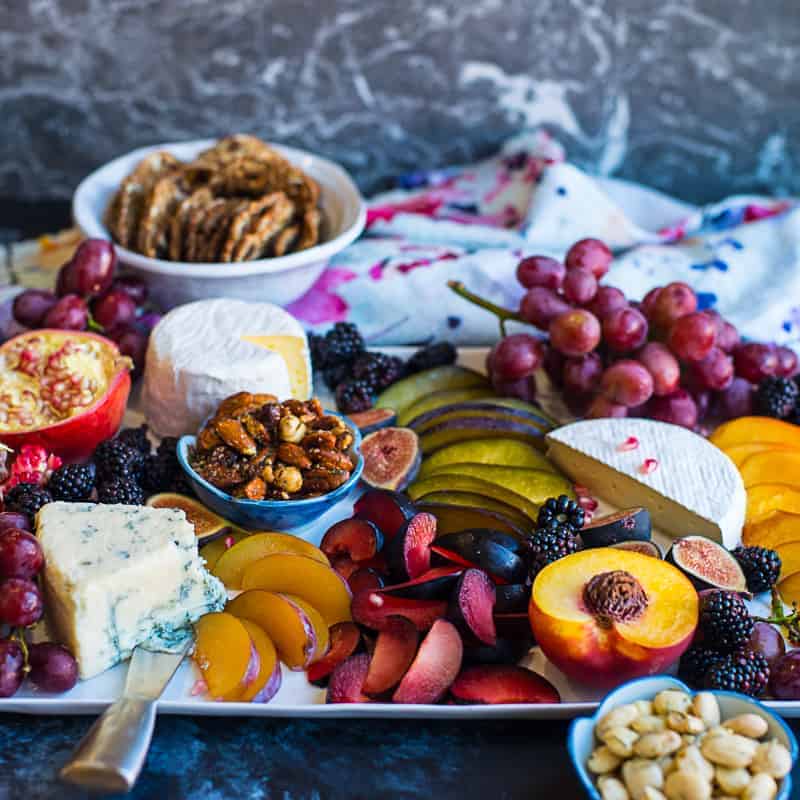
[
  {"left": 546, "top": 418, "right": 745, "bottom": 548},
  {"left": 143, "top": 299, "right": 311, "bottom": 437},
  {"left": 36, "top": 502, "right": 227, "bottom": 679}
]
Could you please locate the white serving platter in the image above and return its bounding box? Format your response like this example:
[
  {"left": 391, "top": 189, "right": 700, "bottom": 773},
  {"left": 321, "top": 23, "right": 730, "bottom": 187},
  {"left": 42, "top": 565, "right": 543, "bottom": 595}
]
[{"left": 2, "top": 347, "right": 798, "bottom": 719}]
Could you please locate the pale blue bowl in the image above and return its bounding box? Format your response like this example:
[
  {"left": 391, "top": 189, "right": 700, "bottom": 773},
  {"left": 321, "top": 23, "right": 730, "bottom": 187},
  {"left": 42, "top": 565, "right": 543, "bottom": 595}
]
[
  {"left": 568, "top": 675, "right": 798, "bottom": 800},
  {"left": 177, "top": 411, "right": 363, "bottom": 531}
]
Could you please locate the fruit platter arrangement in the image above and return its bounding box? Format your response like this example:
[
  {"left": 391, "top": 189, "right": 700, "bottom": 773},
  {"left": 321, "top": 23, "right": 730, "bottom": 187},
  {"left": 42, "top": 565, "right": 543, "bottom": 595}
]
[{"left": 5, "top": 225, "right": 800, "bottom": 740}]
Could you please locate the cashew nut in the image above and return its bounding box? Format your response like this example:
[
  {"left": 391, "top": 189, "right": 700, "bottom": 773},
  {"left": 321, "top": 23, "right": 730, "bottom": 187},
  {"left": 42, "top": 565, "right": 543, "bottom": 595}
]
[
  {"left": 750, "top": 739, "right": 792, "bottom": 779},
  {"left": 603, "top": 726, "right": 640, "bottom": 758},
  {"left": 633, "top": 715, "right": 667, "bottom": 734},
  {"left": 723, "top": 713, "right": 769, "bottom": 740},
  {"left": 598, "top": 775, "right": 631, "bottom": 800},
  {"left": 742, "top": 773, "right": 778, "bottom": 800},
  {"left": 589, "top": 745, "right": 623, "bottom": 775},
  {"left": 701, "top": 732, "right": 757, "bottom": 768},
  {"left": 634, "top": 731, "right": 682, "bottom": 759},
  {"left": 667, "top": 712, "right": 705, "bottom": 735},
  {"left": 691, "top": 693, "right": 720, "bottom": 729},
  {"left": 663, "top": 770, "right": 711, "bottom": 800},
  {"left": 598, "top": 705, "right": 642, "bottom": 737},
  {"left": 622, "top": 758, "right": 664, "bottom": 800},
  {"left": 672, "top": 745, "right": 714, "bottom": 784},
  {"left": 714, "top": 766, "right": 751, "bottom": 796},
  {"left": 654, "top": 690, "right": 692, "bottom": 715},
  {"left": 633, "top": 700, "right": 654, "bottom": 717},
  {"left": 642, "top": 788, "right": 667, "bottom": 800}
]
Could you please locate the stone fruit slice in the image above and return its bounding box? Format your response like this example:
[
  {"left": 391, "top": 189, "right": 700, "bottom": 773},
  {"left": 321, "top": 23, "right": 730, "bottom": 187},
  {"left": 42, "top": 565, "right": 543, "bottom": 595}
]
[
  {"left": 348, "top": 567, "right": 385, "bottom": 594},
  {"left": 775, "top": 541, "right": 800, "bottom": 581},
  {"left": 393, "top": 618, "right": 463, "bottom": 704},
  {"left": 212, "top": 532, "right": 329, "bottom": 588},
  {"left": 414, "top": 493, "right": 531, "bottom": 531},
  {"left": 381, "top": 566, "right": 463, "bottom": 600},
  {"left": 241, "top": 554, "right": 353, "bottom": 625},
  {"left": 362, "top": 616, "right": 419, "bottom": 695},
  {"left": 431, "top": 529, "right": 529, "bottom": 586},
  {"left": 326, "top": 653, "right": 372, "bottom": 703},
  {"left": 450, "top": 665, "right": 560, "bottom": 705},
  {"left": 419, "top": 438, "right": 556, "bottom": 479},
  {"left": 200, "top": 530, "right": 249, "bottom": 572},
  {"left": 397, "top": 388, "right": 495, "bottom": 427},
  {"left": 740, "top": 450, "right": 800, "bottom": 489},
  {"left": 723, "top": 442, "right": 798, "bottom": 468},
  {"left": 420, "top": 417, "right": 549, "bottom": 455},
  {"left": 386, "top": 512, "right": 437, "bottom": 581},
  {"left": 376, "top": 366, "right": 489, "bottom": 414},
  {"left": 416, "top": 502, "right": 527, "bottom": 540},
  {"left": 321, "top": 518, "right": 383, "bottom": 563},
  {"left": 665, "top": 536, "right": 747, "bottom": 592},
  {"left": 354, "top": 489, "right": 416, "bottom": 541},
  {"left": 194, "top": 612, "right": 259, "bottom": 700},
  {"left": 529, "top": 549, "right": 698, "bottom": 688},
  {"left": 146, "top": 492, "right": 231, "bottom": 544},
  {"left": 463, "top": 639, "right": 532, "bottom": 666},
  {"left": 746, "top": 485, "right": 800, "bottom": 527},
  {"left": 360, "top": 427, "right": 421, "bottom": 491},
  {"left": 710, "top": 416, "right": 800, "bottom": 450},
  {"left": 580, "top": 508, "right": 652, "bottom": 548},
  {"left": 743, "top": 511, "right": 800, "bottom": 550},
  {"left": 352, "top": 588, "right": 447, "bottom": 632},
  {"left": 306, "top": 622, "right": 362, "bottom": 686},
  {"left": 448, "top": 569, "right": 496, "bottom": 646},
  {"left": 235, "top": 620, "right": 282, "bottom": 703},
  {"left": 408, "top": 403, "right": 552, "bottom": 436},
  {"left": 494, "top": 584, "right": 531, "bottom": 613}
]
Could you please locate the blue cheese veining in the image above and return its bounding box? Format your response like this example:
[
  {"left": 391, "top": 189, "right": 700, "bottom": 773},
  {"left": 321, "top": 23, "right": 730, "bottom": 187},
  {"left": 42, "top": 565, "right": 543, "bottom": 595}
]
[{"left": 36, "top": 502, "right": 227, "bottom": 679}]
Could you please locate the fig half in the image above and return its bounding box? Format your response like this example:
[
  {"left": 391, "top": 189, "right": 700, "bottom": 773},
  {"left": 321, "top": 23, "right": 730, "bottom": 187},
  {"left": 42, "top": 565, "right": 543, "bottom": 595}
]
[
  {"left": 146, "top": 492, "right": 231, "bottom": 544},
  {"left": 666, "top": 535, "right": 748, "bottom": 593},
  {"left": 360, "top": 427, "right": 421, "bottom": 491},
  {"left": 610, "top": 540, "right": 662, "bottom": 559}
]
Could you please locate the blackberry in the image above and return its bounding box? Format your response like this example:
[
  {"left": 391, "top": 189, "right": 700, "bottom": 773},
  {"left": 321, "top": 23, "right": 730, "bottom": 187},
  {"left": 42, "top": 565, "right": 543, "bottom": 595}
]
[
  {"left": 698, "top": 590, "right": 754, "bottom": 651},
  {"left": 170, "top": 470, "right": 195, "bottom": 497},
  {"left": 3, "top": 483, "right": 52, "bottom": 517},
  {"left": 755, "top": 376, "right": 799, "bottom": 419},
  {"left": 323, "top": 362, "right": 353, "bottom": 391},
  {"left": 678, "top": 646, "right": 723, "bottom": 688},
  {"left": 352, "top": 352, "right": 405, "bottom": 392},
  {"left": 47, "top": 463, "right": 96, "bottom": 502},
  {"left": 705, "top": 647, "right": 769, "bottom": 697},
  {"left": 324, "top": 322, "right": 364, "bottom": 364},
  {"left": 308, "top": 332, "right": 330, "bottom": 371},
  {"left": 93, "top": 439, "right": 145, "bottom": 483},
  {"left": 335, "top": 379, "right": 373, "bottom": 415},
  {"left": 116, "top": 425, "right": 152, "bottom": 455},
  {"left": 141, "top": 454, "right": 174, "bottom": 496},
  {"left": 97, "top": 477, "right": 144, "bottom": 506},
  {"left": 528, "top": 524, "right": 581, "bottom": 576},
  {"left": 733, "top": 546, "right": 782, "bottom": 594},
  {"left": 537, "top": 495, "right": 585, "bottom": 532},
  {"left": 405, "top": 342, "right": 457, "bottom": 375}
]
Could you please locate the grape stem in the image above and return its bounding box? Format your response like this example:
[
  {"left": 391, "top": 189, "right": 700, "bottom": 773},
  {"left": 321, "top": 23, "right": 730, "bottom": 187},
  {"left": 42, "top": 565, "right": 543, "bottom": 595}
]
[
  {"left": 447, "top": 280, "right": 523, "bottom": 338},
  {"left": 12, "top": 627, "right": 30, "bottom": 673},
  {"left": 754, "top": 590, "right": 800, "bottom": 646}
]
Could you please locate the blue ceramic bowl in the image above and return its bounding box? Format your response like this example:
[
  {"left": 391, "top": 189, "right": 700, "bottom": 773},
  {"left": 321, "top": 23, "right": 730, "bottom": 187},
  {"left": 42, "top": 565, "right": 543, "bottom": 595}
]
[
  {"left": 569, "top": 675, "right": 798, "bottom": 800},
  {"left": 177, "top": 411, "right": 363, "bottom": 531}
]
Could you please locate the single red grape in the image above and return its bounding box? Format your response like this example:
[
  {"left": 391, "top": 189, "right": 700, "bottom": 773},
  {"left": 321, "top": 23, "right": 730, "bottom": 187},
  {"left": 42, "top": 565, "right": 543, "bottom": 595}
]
[
  {"left": 563, "top": 267, "right": 598, "bottom": 305},
  {"left": 55, "top": 261, "right": 78, "bottom": 297},
  {"left": 691, "top": 388, "right": 712, "bottom": 422},
  {"left": 491, "top": 373, "right": 537, "bottom": 403},
  {"left": 586, "top": 395, "right": 628, "bottom": 419},
  {"left": 64, "top": 239, "right": 117, "bottom": 297},
  {"left": 733, "top": 343, "right": 778, "bottom": 383},
  {"left": 565, "top": 238, "right": 612, "bottom": 279},
  {"left": 651, "top": 282, "right": 697, "bottom": 330},
  {"left": 542, "top": 345, "right": 566, "bottom": 387},
  {"left": 42, "top": 294, "right": 89, "bottom": 331},
  {"left": 603, "top": 307, "right": 648, "bottom": 352},
  {"left": 519, "top": 287, "right": 571, "bottom": 330},
  {"left": 769, "top": 651, "right": 800, "bottom": 700},
  {"left": 667, "top": 312, "right": 716, "bottom": 362},
  {"left": 716, "top": 320, "right": 740, "bottom": 353},
  {"left": 112, "top": 275, "right": 149, "bottom": 306},
  {"left": 637, "top": 342, "right": 680, "bottom": 396},
  {"left": 640, "top": 286, "right": 662, "bottom": 320},
  {"left": 0, "top": 577, "right": 43, "bottom": 626},
  {"left": 715, "top": 377, "right": 754, "bottom": 420},
  {"left": 689, "top": 346, "right": 734, "bottom": 391},
  {"left": 0, "top": 512, "right": 31, "bottom": 533},
  {"left": 106, "top": 324, "right": 149, "bottom": 376},
  {"left": 587, "top": 286, "right": 627, "bottom": 320},
  {"left": 12, "top": 290, "right": 58, "bottom": 328},
  {"left": 92, "top": 289, "right": 137, "bottom": 330},
  {"left": 549, "top": 309, "right": 602, "bottom": 357},
  {"left": 647, "top": 389, "right": 698, "bottom": 429},
  {"left": 27, "top": 642, "right": 79, "bottom": 693},
  {"left": 562, "top": 353, "right": 603, "bottom": 395},
  {"left": 775, "top": 346, "right": 799, "bottom": 378},
  {"left": 0, "top": 529, "right": 44, "bottom": 580},
  {"left": 748, "top": 622, "right": 785, "bottom": 670},
  {"left": 516, "top": 256, "right": 566, "bottom": 290},
  {"left": 0, "top": 639, "right": 24, "bottom": 698},
  {"left": 490, "top": 334, "right": 544, "bottom": 381},
  {"left": 601, "top": 360, "right": 654, "bottom": 407}
]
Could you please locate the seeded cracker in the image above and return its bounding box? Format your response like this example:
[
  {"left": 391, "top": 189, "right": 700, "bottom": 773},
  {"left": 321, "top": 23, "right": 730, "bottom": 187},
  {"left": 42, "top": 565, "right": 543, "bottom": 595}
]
[
  {"left": 169, "top": 188, "right": 213, "bottom": 261},
  {"left": 230, "top": 193, "right": 295, "bottom": 262},
  {"left": 137, "top": 175, "right": 186, "bottom": 258}
]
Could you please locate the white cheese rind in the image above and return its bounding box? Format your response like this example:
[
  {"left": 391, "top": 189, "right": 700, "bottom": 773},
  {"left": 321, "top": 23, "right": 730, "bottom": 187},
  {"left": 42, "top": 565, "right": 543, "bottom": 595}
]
[
  {"left": 143, "top": 299, "right": 310, "bottom": 437},
  {"left": 36, "top": 502, "right": 227, "bottom": 679},
  {"left": 545, "top": 418, "right": 745, "bottom": 548}
]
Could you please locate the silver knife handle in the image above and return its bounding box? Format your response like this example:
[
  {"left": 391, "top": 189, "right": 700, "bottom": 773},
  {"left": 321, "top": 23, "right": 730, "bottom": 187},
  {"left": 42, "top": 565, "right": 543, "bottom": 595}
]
[{"left": 60, "top": 697, "right": 157, "bottom": 794}]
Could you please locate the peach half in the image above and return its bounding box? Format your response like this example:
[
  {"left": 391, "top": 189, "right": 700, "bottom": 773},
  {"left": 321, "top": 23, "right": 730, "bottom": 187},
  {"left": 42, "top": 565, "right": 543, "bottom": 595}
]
[{"left": 529, "top": 549, "right": 698, "bottom": 689}]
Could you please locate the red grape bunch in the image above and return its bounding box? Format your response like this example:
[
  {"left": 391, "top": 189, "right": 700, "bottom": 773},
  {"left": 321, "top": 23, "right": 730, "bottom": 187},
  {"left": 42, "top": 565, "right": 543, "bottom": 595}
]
[
  {"left": 0, "top": 512, "right": 78, "bottom": 697},
  {"left": 12, "top": 239, "right": 158, "bottom": 375},
  {"left": 450, "top": 237, "right": 798, "bottom": 428}
]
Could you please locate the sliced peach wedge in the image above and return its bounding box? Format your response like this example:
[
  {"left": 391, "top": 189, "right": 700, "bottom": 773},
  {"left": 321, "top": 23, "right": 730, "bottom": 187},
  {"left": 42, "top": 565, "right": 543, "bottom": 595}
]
[
  {"left": 779, "top": 572, "right": 800, "bottom": 608},
  {"left": 200, "top": 530, "right": 249, "bottom": 572},
  {"left": 723, "top": 443, "right": 799, "bottom": 469},
  {"left": 740, "top": 450, "right": 800, "bottom": 489},
  {"left": 710, "top": 416, "right": 800, "bottom": 450},
  {"left": 193, "top": 612, "right": 260, "bottom": 700},
  {"left": 235, "top": 620, "right": 281, "bottom": 703},
  {"left": 529, "top": 549, "right": 697, "bottom": 688},
  {"left": 747, "top": 485, "right": 800, "bottom": 528},
  {"left": 743, "top": 510, "right": 800, "bottom": 550}
]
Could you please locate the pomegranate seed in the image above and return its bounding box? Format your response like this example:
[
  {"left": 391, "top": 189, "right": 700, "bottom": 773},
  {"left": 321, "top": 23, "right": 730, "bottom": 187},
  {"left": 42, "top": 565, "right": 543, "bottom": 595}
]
[
  {"left": 617, "top": 436, "right": 639, "bottom": 452},
  {"left": 640, "top": 458, "right": 659, "bottom": 475},
  {"left": 190, "top": 679, "right": 208, "bottom": 696},
  {"left": 578, "top": 495, "right": 599, "bottom": 512},
  {"left": 224, "top": 536, "right": 234, "bottom": 550}
]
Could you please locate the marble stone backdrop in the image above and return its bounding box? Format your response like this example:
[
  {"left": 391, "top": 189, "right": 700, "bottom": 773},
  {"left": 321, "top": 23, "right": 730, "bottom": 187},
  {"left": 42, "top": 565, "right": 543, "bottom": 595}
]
[{"left": 2, "top": 0, "right": 799, "bottom": 204}]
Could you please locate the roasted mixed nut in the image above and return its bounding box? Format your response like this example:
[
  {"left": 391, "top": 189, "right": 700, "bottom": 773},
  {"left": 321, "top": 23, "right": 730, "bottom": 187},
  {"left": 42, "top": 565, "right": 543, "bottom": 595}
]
[
  {"left": 189, "top": 392, "right": 356, "bottom": 500},
  {"left": 588, "top": 689, "right": 793, "bottom": 800}
]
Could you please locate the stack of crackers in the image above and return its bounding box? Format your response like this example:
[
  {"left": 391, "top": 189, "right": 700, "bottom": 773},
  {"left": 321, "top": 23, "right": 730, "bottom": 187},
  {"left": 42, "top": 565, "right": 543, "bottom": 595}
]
[{"left": 104, "top": 135, "right": 322, "bottom": 263}]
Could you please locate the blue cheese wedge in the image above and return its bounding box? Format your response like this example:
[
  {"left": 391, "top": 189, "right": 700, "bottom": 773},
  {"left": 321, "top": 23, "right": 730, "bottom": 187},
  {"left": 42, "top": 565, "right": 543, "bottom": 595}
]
[
  {"left": 546, "top": 418, "right": 746, "bottom": 549},
  {"left": 36, "top": 502, "right": 227, "bottom": 679}
]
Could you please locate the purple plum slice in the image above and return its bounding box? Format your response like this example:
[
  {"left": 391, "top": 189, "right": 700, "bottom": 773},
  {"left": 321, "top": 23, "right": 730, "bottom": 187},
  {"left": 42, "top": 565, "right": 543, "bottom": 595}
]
[
  {"left": 430, "top": 529, "right": 529, "bottom": 585},
  {"left": 351, "top": 589, "right": 447, "bottom": 632},
  {"left": 463, "top": 638, "right": 533, "bottom": 666},
  {"left": 354, "top": 489, "right": 416, "bottom": 541},
  {"left": 307, "top": 622, "right": 362, "bottom": 686},
  {"left": 381, "top": 566, "right": 463, "bottom": 600},
  {"left": 321, "top": 518, "right": 383, "bottom": 562},
  {"left": 448, "top": 569, "right": 496, "bottom": 646},
  {"left": 450, "top": 665, "right": 560, "bottom": 704},
  {"left": 363, "top": 616, "right": 419, "bottom": 695},
  {"left": 387, "top": 512, "right": 438, "bottom": 580},
  {"left": 348, "top": 567, "right": 385, "bottom": 595},
  {"left": 326, "top": 653, "right": 372, "bottom": 703},
  {"left": 494, "top": 584, "right": 531, "bottom": 614}
]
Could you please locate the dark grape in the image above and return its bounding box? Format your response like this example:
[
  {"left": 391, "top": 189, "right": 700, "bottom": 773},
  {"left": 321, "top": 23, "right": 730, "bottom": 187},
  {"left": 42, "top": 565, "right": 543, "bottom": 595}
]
[
  {"left": 587, "top": 286, "right": 627, "bottom": 320},
  {"left": 647, "top": 389, "right": 698, "bottom": 429},
  {"left": 12, "top": 290, "right": 58, "bottom": 328},
  {"left": 733, "top": 343, "right": 778, "bottom": 383},
  {"left": 691, "top": 388, "right": 712, "bottom": 422},
  {"left": 549, "top": 309, "right": 601, "bottom": 357},
  {"left": 601, "top": 360, "right": 654, "bottom": 407},
  {"left": 667, "top": 312, "right": 715, "bottom": 362},
  {"left": 562, "top": 267, "right": 598, "bottom": 305},
  {"left": 640, "top": 286, "right": 662, "bottom": 319},
  {"left": 689, "top": 346, "right": 734, "bottom": 391},
  {"left": 64, "top": 239, "right": 117, "bottom": 297},
  {"left": 92, "top": 289, "right": 137, "bottom": 330},
  {"left": 0, "top": 529, "right": 44, "bottom": 580},
  {"left": 542, "top": 345, "right": 566, "bottom": 387},
  {"left": 55, "top": 261, "right": 77, "bottom": 297},
  {"left": 564, "top": 238, "right": 612, "bottom": 279},
  {"left": 0, "top": 639, "right": 24, "bottom": 698},
  {"left": 111, "top": 275, "right": 148, "bottom": 306},
  {"left": 769, "top": 651, "right": 800, "bottom": 700},
  {"left": 491, "top": 373, "right": 537, "bottom": 403},
  {"left": 650, "top": 282, "right": 697, "bottom": 330},
  {"left": 106, "top": 324, "right": 148, "bottom": 375},
  {"left": 42, "top": 294, "right": 89, "bottom": 331},
  {"left": 603, "top": 307, "right": 648, "bottom": 352},
  {"left": 562, "top": 353, "right": 603, "bottom": 395},
  {"left": 519, "top": 287, "right": 571, "bottom": 330},
  {"left": 775, "top": 346, "right": 799, "bottom": 378},
  {"left": 716, "top": 320, "right": 741, "bottom": 353},
  {"left": 715, "top": 377, "right": 754, "bottom": 420},
  {"left": 490, "top": 334, "right": 544, "bottom": 381},
  {"left": 748, "top": 621, "right": 785, "bottom": 670},
  {"left": 516, "top": 256, "right": 565, "bottom": 290},
  {"left": 0, "top": 577, "right": 43, "bottom": 626},
  {"left": 137, "top": 312, "right": 162, "bottom": 333},
  {"left": 0, "top": 512, "right": 31, "bottom": 533},
  {"left": 637, "top": 342, "right": 680, "bottom": 396},
  {"left": 28, "top": 642, "right": 79, "bottom": 693},
  {"left": 586, "top": 395, "right": 627, "bottom": 419}
]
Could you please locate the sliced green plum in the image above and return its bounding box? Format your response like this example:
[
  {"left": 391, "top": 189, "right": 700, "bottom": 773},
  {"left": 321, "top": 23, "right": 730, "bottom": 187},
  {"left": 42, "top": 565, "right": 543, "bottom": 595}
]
[
  {"left": 416, "top": 502, "right": 527, "bottom": 539},
  {"left": 375, "top": 366, "right": 489, "bottom": 414},
  {"left": 419, "top": 438, "right": 556, "bottom": 478},
  {"left": 397, "top": 388, "right": 495, "bottom": 427},
  {"left": 408, "top": 403, "right": 552, "bottom": 435},
  {"left": 419, "top": 417, "right": 549, "bottom": 455},
  {"left": 413, "top": 492, "right": 532, "bottom": 531}
]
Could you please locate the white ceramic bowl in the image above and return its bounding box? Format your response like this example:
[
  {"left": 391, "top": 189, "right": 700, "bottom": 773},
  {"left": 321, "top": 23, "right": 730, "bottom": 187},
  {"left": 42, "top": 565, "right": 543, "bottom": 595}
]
[{"left": 72, "top": 139, "right": 366, "bottom": 310}]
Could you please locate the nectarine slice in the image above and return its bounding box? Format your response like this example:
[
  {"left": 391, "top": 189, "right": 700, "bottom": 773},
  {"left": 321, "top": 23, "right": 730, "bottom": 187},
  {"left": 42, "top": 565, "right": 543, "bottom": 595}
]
[
  {"left": 213, "top": 532, "right": 329, "bottom": 588},
  {"left": 193, "top": 612, "right": 256, "bottom": 699},
  {"left": 711, "top": 416, "right": 800, "bottom": 450},
  {"left": 740, "top": 450, "right": 800, "bottom": 489},
  {"left": 723, "top": 442, "right": 799, "bottom": 468},
  {"left": 779, "top": 571, "right": 800, "bottom": 608},
  {"left": 530, "top": 549, "right": 697, "bottom": 688},
  {"left": 236, "top": 619, "right": 281, "bottom": 703},
  {"left": 241, "top": 554, "right": 352, "bottom": 625},
  {"left": 743, "top": 510, "right": 800, "bottom": 550},
  {"left": 747, "top": 484, "right": 800, "bottom": 527},
  {"left": 200, "top": 530, "right": 248, "bottom": 571}
]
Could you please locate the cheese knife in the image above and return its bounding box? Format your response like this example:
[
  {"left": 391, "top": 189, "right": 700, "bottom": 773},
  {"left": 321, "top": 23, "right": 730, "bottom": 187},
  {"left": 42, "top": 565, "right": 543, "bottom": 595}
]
[{"left": 59, "top": 644, "right": 188, "bottom": 794}]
